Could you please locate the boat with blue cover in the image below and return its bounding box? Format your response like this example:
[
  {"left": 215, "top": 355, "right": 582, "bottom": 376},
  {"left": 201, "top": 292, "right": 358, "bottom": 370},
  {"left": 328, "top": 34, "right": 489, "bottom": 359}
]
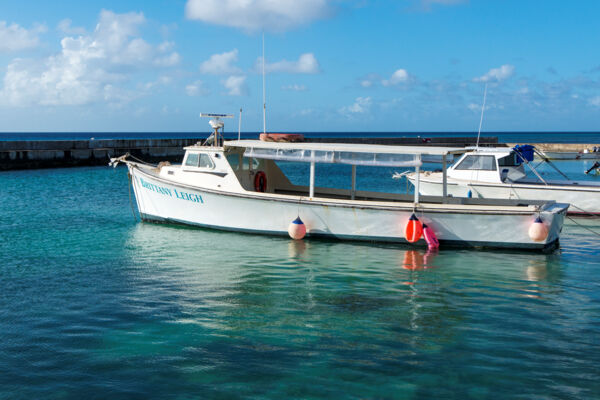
[{"left": 408, "top": 145, "right": 600, "bottom": 215}]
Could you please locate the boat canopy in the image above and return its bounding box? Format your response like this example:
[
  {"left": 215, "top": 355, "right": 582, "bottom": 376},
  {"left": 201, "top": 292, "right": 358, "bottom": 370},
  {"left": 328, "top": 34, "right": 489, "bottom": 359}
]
[
  {"left": 244, "top": 147, "right": 421, "bottom": 167},
  {"left": 224, "top": 140, "right": 466, "bottom": 167}
]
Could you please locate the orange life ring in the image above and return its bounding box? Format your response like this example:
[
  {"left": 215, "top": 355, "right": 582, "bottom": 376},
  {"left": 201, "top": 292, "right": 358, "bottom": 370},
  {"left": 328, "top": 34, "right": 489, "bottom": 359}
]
[{"left": 254, "top": 171, "right": 267, "bottom": 192}]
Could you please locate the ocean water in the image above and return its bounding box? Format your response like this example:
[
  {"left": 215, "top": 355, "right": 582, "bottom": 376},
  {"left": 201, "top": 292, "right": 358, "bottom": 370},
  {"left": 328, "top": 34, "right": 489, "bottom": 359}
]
[{"left": 1, "top": 160, "right": 600, "bottom": 399}]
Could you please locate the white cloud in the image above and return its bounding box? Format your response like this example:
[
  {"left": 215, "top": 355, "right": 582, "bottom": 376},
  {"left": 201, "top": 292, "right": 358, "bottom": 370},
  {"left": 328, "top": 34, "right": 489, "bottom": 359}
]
[
  {"left": 0, "top": 21, "right": 46, "bottom": 52},
  {"left": 186, "top": 80, "right": 209, "bottom": 96},
  {"left": 141, "top": 76, "right": 173, "bottom": 91},
  {"left": 199, "top": 49, "right": 241, "bottom": 75},
  {"left": 222, "top": 75, "right": 247, "bottom": 96},
  {"left": 260, "top": 53, "right": 320, "bottom": 74},
  {"left": 340, "top": 97, "right": 372, "bottom": 115},
  {"left": 474, "top": 64, "right": 515, "bottom": 82},
  {"left": 57, "top": 19, "right": 86, "bottom": 35},
  {"left": 467, "top": 103, "right": 490, "bottom": 112},
  {"left": 382, "top": 69, "right": 410, "bottom": 86},
  {"left": 185, "top": 0, "right": 332, "bottom": 32},
  {"left": 358, "top": 73, "right": 381, "bottom": 88},
  {"left": 282, "top": 84, "right": 307, "bottom": 91},
  {"left": 589, "top": 96, "right": 600, "bottom": 107},
  {"left": 421, "top": 0, "right": 467, "bottom": 6},
  {"left": 417, "top": 0, "right": 468, "bottom": 11},
  {"left": 0, "top": 10, "right": 180, "bottom": 107},
  {"left": 154, "top": 52, "right": 181, "bottom": 67}
]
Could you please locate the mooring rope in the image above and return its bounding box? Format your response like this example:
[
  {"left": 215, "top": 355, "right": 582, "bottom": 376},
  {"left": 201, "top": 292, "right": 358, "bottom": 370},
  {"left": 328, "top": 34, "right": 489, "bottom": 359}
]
[
  {"left": 566, "top": 215, "right": 600, "bottom": 237},
  {"left": 568, "top": 204, "right": 600, "bottom": 220},
  {"left": 127, "top": 154, "right": 157, "bottom": 167}
]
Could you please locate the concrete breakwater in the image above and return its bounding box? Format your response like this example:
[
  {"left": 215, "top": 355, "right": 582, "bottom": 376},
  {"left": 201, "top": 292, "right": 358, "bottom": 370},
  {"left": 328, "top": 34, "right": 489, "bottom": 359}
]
[
  {"left": 0, "top": 136, "right": 499, "bottom": 171},
  {"left": 0, "top": 138, "right": 201, "bottom": 171},
  {"left": 507, "top": 143, "right": 600, "bottom": 152}
]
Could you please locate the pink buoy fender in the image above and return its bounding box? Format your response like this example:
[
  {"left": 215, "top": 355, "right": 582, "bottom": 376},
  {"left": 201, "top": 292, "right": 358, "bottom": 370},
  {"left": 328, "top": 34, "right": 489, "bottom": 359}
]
[
  {"left": 528, "top": 216, "right": 549, "bottom": 242},
  {"left": 422, "top": 223, "right": 439, "bottom": 250},
  {"left": 288, "top": 217, "right": 306, "bottom": 240},
  {"left": 405, "top": 213, "right": 423, "bottom": 243}
]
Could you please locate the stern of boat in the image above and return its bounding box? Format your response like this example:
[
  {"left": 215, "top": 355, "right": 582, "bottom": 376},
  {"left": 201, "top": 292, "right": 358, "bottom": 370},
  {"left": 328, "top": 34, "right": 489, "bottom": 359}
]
[{"left": 539, "top": 202, "right": 569, "bottom": 250}]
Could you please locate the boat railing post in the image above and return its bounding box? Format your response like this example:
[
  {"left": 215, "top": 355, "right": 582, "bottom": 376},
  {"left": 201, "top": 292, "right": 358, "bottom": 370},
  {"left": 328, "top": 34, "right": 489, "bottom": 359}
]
[
  {"left": 351, "top": 165, "right": 356, "bottom": 200},
  {"left": 414, "top": 154, "right": 421, "bottom": 205},
  {"left": 309, "top": 150, "right": 315, "bottom": 198},
  {"left": 442, "top": 154, "right": 448, "bottom": 201}
]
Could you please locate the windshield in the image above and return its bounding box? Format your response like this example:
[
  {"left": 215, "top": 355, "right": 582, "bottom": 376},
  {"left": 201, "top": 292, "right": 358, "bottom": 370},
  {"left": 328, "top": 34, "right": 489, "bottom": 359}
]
[{"left": 455, "top": 155, "right": 497, "bottom": 171}]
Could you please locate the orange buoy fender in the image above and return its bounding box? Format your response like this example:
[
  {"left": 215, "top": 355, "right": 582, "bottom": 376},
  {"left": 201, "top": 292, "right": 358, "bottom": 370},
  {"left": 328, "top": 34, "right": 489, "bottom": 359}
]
[
  {"left": 528, "top": 216, "right": 548, "bottom": 242},
  {"left": 405, "top": 213, "right": 423, "bottom": 243},
  {"left": 422, "top": 223, "right": 439, "bottom": 250},
  {"left": 288, "top": 217, "right": 306, "bottom": 240},
  {"left": 254, "top": 171, "right": 267, "bottom": 192}
]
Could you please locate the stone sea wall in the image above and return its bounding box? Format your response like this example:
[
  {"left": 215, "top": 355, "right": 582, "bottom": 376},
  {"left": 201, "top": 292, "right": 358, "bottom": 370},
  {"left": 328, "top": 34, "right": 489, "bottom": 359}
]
[{"left": 0, "top": 136, "right": 500, "bottom": 171}]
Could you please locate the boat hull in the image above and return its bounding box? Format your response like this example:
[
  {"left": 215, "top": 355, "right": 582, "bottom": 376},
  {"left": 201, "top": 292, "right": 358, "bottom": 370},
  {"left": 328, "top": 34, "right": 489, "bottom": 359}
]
[
  {"left": 129, "top": 164, "right": 566, "bottom": 251},
  {"left": 539, "top": 151, "right": 600, "bottom": 160}
]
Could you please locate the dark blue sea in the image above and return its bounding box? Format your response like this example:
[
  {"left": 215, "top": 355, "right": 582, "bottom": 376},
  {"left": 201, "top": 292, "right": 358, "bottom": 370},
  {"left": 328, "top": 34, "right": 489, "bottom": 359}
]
[{"left": 1, "top": 138, "right": 600, "bottom": 399}]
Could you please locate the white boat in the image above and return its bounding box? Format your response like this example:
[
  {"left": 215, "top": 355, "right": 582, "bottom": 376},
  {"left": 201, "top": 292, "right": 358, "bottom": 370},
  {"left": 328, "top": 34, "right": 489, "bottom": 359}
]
[
  {"left": 537, "top": 150, "right": 600, "bottom": 160},
  {"left": 110, "top": 119, "right": 568, "bottom": 251},
  {"left": 407, "top": 145, "right": 600, "bottom": 215}
]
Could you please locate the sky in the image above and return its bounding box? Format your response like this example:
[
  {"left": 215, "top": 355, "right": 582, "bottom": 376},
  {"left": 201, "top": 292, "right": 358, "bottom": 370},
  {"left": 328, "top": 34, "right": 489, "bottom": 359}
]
[{"left": 0, "top": 0, "right": 599, "bottom": 133}]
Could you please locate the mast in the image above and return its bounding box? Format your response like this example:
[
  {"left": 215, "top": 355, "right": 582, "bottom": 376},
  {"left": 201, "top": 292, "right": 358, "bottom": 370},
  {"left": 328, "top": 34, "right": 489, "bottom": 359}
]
[
  {"left": 476, "top": 83, "right": 488, "bottom": 150},
  {"left": 262, "top": 32, "right": 266, "bottom": 135},
  {"left": 238, "top": 108, "right": 242, "bottom": 141}
]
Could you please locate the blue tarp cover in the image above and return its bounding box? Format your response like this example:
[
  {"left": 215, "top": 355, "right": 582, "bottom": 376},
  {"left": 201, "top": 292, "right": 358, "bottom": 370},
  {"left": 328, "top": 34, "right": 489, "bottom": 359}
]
[{"left": 513, "top": 145, "right": 535, "bottom": 162}]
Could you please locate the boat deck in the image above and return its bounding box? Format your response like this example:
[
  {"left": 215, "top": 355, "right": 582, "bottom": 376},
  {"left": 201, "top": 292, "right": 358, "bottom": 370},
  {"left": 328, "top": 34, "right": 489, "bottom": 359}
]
[{"left": 274, "top": 187, "right": 550, "bottom": 208}]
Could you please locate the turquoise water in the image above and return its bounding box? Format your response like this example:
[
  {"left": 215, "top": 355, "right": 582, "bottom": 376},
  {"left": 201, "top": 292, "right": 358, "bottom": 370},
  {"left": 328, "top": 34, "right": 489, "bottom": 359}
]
[{"left": 1, "top": 164, "right": 600, "bottom": 399}]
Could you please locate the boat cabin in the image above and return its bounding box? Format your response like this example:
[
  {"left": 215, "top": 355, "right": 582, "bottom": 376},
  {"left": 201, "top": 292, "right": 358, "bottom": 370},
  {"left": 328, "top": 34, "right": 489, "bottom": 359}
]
[
  {"left": 166, "top": 140, "right": 473, "bottom": 205},
  {"left": 447, "top": 147, "right": 529, "bottom": 184}
]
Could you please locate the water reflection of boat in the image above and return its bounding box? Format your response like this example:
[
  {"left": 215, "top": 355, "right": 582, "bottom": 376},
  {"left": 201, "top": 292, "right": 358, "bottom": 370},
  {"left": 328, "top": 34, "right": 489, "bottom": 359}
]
[{"left": 402, "top": 250, "right": 437, "bottom": 271}]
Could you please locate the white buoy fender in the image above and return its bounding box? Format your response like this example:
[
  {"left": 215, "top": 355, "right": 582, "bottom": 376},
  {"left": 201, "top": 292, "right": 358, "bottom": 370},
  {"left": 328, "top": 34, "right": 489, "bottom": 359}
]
[
  {"left": 528, "top": 216, "right": 549, "bottom": 242},
  {"left": 288, "top": 217, "right": 306, "bottom": 240},
  {"left": 422, "top": 223, "right": 440, "bottom": 250}
]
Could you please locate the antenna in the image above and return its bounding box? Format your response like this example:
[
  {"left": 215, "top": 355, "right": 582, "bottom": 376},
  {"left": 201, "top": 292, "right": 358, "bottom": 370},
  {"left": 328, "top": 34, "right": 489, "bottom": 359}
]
[
  {"left": 476, "top": 83, "right": 488, "bottom": 150},
  {"left": 238, "top": 108, "right": 242, "bottom": 140},
  {"left": 200, "top": 113, "right": 234, "bottom": 147},
  {"left": 262, "top": 32, "right": 266, "bottom": 135}
]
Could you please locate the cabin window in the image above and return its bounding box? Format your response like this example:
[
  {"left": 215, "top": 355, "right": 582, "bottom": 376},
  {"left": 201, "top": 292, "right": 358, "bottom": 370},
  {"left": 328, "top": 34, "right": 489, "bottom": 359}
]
[
  {"left": 241, "top": 157, "right": 259, "bottom": 171},
  {"left": 185, "top": 152, "right": 215, "bottom": 169},
  {"left": 226, "top": 153, "right": 240, "bottom": 170},
  {"left": 498, "top": 153, "right": 519, "bottom": 167},
  {"left": 198, "top": 154, "right": 214, "bottom": 168},
  {"left": 185, "top": 153, "right": 199, "bottom": 167},
  {"left": 455, "top": 155, "right": 497, "bottom": 171}
]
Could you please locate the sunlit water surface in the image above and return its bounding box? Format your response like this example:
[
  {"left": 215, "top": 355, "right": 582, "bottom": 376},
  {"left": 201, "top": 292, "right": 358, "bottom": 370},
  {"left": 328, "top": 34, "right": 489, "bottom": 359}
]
[{"left": 1, "top": 162, "right": 599, "bottom": 399}]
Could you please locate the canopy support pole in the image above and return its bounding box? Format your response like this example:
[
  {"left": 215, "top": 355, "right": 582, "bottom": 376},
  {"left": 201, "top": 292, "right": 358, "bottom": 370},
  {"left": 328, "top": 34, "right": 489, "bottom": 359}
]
[
  {"left": 351, "top": 165, "right": 356, "bottom": 200},
  {"left": 442, "top": 154, "right": 448, "bottom": 199},
  {"left": 309, "top": 151, "right": 315, "bottom": 198},
  {"left": 414, "top": 154, "right": 421, "bottom": 205}
]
